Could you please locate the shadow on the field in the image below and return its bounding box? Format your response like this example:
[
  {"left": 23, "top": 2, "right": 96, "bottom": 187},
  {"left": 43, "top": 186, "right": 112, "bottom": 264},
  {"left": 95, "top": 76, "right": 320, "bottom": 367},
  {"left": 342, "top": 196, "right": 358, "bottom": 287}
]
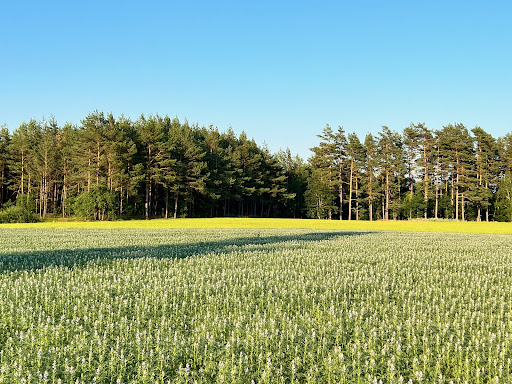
[{"left": 0, "top": 231, "right": 372, "bottom": 272}]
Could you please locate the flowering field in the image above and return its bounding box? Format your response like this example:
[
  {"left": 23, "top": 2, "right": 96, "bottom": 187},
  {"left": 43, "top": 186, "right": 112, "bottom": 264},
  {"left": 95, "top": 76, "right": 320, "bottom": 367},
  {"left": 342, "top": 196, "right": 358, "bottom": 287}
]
[
  {"left": 2, "top": 217, "right": 512, "bottom": 234},
  {"left": 1, "top": 228, "right": 512, "bottom": 383}
]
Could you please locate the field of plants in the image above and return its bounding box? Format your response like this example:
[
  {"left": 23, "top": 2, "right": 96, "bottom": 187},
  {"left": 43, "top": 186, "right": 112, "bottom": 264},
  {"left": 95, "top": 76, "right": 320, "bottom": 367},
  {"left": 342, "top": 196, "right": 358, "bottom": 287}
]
[
  {"left": 3, "top": 217, "right": 512, "bottom": 234},
  {"left": 1, "top": 226, "right": 512, "bottom": 383}
]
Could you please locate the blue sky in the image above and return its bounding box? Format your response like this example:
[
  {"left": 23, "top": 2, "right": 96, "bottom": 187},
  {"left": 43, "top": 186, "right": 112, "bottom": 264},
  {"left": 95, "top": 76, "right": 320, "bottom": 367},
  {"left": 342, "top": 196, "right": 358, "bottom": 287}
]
[{"left": 1, "top": 1, "right": 511, "bottom": 159}]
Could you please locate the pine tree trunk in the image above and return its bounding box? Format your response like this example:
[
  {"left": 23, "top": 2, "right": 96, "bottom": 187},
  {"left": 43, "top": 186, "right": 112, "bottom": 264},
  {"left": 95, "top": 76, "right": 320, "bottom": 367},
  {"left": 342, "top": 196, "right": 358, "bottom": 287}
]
[
  {"left": 485, "top": 181, "right": 489, "bottom": 222},
  {"left": 338, "top": 179, "right": 343, "bottom": 220},
  {"left": 43, "top": 171, "right": 48, "bottom": 219},
  {"left": 385, "top": 170, "right": 390, "bottom": 221},
  {"left": 455, "top": 154, "right": 460, "bottom": 221},
  {"left": 96, "top": 142, "right": 101, "bottom": 185},
  {"left": 455, "top": 186, "right": 459, "bottom": 221},
  {"left": 126, "top": 189, "right": 129, "bottom": 219},
  {"left": 62, "top": 175, "right": 67, "bottom": 218},
  {"left": 145, "top": 182, "right": 151, "bottom": 219},
  {"left": 355, "top": 177, "right": 359, "bottom": 220},
  {"left": 434, "top": 148, "right": 440, "bottom": 219},
  {"left": 461, "top": 193, "right": 465, "bottom": 221},
  {"left": 0, "top": 168, "right": 4, "bottom": 206},
  {"left": 368, "top": 173, "right": 373, "bottom": 221},
  {"left": 120, "top": 186, "right": 124, "bottom": 217},
  {"left": 53, "top": 182, "right": 58, "bottom": 216},
  {"left": 21, "top": 152, "right": 25, "bottom": 195},
  {"left": 88, "top": 157, "right": 91, "bottom": 192},
  {"left": 423, "top": 143, "right": 428, "bottom": 219},
  {"left": 39, "top": 178, "right": 43, "bottom": 217},
  {"left": 174, "top": 192, "right": 179, "bottom": 219},
  {"left": 165, "top": 188, "right": 169, "bottom": 219},
  {"left": 382, "top": 193, "right": 385, "bottom": 220},
  {"left": 434, "top": 187, "right": 439, "bottom": 220},
  {"left": 348, "top": 158, "right": 353, "bottom": 221}
]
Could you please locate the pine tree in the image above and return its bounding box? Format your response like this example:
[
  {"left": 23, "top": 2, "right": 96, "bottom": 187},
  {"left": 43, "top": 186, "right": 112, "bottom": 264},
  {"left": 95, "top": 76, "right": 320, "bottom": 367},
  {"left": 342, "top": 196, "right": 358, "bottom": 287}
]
[
  {"left": 415, "top": 123, "right": 434, "bottom": 219},
  {"left": 309, "top": 124, "right": 338, "bottom": 219},
  {"left": 277, "top": 148, "right": 308, "bottom": 218},
  {"left": 81, "top": 111, "right": 108, "bottom": 190},
  {"left": 363, "top": 133, "right": 379, "bottom": 221},
  {"left": 9, "top": 121, "right": 32, "bottom": 198},
  {"left": 438, "top": 123, "right": 474, "bottom": 220},
  {"left": 471, "top": 127, "right": 497, "bottom": 221},
  {"left": 333, "top": 126, "right": 346, "bottom": 220},
  {"left": 136, "top": 114, "right": 164, "bottom": 219},
  {"left": 167, "top": 120, "right": 207, "bottom": 218},
  {"left": 0, "top": 125, "right": 11, "bottom": 206},
  {"left": 402, "top": 125, "right": 420, "bottom": 219},
  {"left": 57, "top": 123, "right": 79, "bottom": 216},
  {"left": 305, "top": 166, "right": 334, "bottom": 219},
  {"left": 346, "top": 133, "right": 364, "bottom": 220},
  {"left": 377, "top": 126, "right": 402, "bottom": 220}
]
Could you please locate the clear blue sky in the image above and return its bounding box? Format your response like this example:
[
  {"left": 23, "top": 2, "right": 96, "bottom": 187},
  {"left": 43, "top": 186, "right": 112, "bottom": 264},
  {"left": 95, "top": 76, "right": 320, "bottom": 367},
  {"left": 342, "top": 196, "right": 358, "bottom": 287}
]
[{"left": 1, "top": 1, "right": 511, "bottom": 159}]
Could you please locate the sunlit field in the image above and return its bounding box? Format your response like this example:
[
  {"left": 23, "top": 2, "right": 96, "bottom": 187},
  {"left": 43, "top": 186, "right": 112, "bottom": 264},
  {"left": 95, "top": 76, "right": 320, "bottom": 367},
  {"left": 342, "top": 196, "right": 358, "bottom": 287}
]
[
  {"left": 1, "top": 217, "right": 512, "bottom": 234},
  {"left": 1, "top": 227, "right": 512, "bottom": 383}
]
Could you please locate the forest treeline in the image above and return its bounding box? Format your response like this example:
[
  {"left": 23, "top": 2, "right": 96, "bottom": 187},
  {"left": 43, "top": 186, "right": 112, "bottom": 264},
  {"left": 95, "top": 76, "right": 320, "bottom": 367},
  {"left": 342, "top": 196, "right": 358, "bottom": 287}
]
[{"left": 0, "top": 112, "right": 511, "bottom": 222}]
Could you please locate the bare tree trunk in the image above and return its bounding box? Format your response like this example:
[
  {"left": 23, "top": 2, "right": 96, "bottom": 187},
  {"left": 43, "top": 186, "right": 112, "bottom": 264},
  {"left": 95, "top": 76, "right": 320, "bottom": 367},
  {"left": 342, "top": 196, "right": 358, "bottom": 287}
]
[
  {"left": 355, "top": 177, "right": 359, "bottom": 220},
  {"left": 53, "top": 182, "right": 57, "bottom": 216},
  {"left": 455, "top": 186, "right": 459, "bottom": 221},
  {"left": 165, "top": 188, "right": 169, "bottom": 219},
  {"left": 145, "top": 181, "right": 151, "bottom": 219},
  {"left": 461, "top": 193, "right": 465, "bottom": 221},
  {"left": 348, "top": 158, "right": 353, "bottom": 220},
  {"left": 385, "top": 170, "right": 390, "bottom": 220},
  {"left": 62, "top": 175, "right": 67, "bottom": 218},
  {"left": 485, "top": 181, "right": 489, "bottom": 222},
  {"left": 96, "top": 142, "right": 101, "bottom": 185},
  {"left": 174, "top": 192, "right": 179, "bottom": 219},
  {"left": 108, "top": 160, "right": 112, "bottom": 191},
  {"left": 120, "top": 186, "right": 123, "bottom": 217},
  {"left": 338, "top": 179, "right": 343, "bottom": 221},
  {"left": 39, "top": 178, "right": 43, "bottom": 217},
  {"left": 450, "top": 178, "right": 454, "bottom": 219},
  {"left": 88, "top": 156, "right": 91, "bottom": 192},
  {"left": 368, "top": 173, "right": 373, "bottom": 221},
  {"left": 434, "top": 148, "right": 440, "bottom": 219},
  {"left": 382, "top": 191, "right": 385, "bottom": 220},
  {"left": 126, "top": 189, "right": 129, "bottom": 219},
  {"left": 423, "top": 143, "right": 429, "bottom": 219},
  {"left": 21, "top": 153, "right": 25, "bottom": 195},
  {"left": 455, "top": 156, "right": 460, "bottom": 221}
]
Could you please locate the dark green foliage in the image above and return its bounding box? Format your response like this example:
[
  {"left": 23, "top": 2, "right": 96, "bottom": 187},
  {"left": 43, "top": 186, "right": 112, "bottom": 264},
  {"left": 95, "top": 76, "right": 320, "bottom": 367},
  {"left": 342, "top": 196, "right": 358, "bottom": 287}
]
[
  {"left": 495, "top": 177, "right": 512, "bottom": 222},
  {"left": 72, "top": 185, "right": 119, "bottom": 220},
  {"left": 0, "top": 205, "right": 40, "bottom": 223},
  {"left": 15, "top": 193, "right": 36, "bottom": 213},
  {"left": 0, "top": 113, "right": 512, "bottom": 221}
]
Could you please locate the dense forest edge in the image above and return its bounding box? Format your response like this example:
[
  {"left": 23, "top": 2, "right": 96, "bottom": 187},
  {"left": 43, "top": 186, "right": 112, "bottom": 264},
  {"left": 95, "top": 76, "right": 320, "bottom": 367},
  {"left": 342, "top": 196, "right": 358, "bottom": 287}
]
[{"left": 0, "top": 112, "right": 511, "bottom": 222}]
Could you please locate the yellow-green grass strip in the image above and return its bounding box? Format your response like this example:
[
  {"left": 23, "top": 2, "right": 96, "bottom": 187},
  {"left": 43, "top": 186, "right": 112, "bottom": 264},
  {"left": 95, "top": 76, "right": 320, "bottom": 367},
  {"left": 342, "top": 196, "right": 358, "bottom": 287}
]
[{"left": 1, "top": 217, "right": 512, "bottom": 234}]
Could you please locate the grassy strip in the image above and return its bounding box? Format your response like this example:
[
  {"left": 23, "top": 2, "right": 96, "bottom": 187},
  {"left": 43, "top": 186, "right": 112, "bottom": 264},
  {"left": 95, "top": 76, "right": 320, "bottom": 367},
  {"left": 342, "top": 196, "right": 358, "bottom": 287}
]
[{"left": 1, "top": 217, "right": 511, "bottom": 233}]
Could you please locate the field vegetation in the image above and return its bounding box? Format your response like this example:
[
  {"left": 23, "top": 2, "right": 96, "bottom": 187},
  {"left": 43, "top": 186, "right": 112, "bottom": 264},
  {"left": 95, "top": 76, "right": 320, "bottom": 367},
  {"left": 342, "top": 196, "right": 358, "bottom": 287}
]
[
  {"left": 1, "top": 217, "right": 512, "bottom": 234},
  {"left": 1, "top": 226, "right": 512, "bottom": 382}
]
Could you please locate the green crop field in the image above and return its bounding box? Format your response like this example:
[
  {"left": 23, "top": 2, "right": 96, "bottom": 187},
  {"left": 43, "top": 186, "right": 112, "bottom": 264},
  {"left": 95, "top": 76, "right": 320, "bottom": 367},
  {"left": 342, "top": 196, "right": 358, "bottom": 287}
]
[{"left": 1, "top": 225, "right": 512, "bottom": 383}]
